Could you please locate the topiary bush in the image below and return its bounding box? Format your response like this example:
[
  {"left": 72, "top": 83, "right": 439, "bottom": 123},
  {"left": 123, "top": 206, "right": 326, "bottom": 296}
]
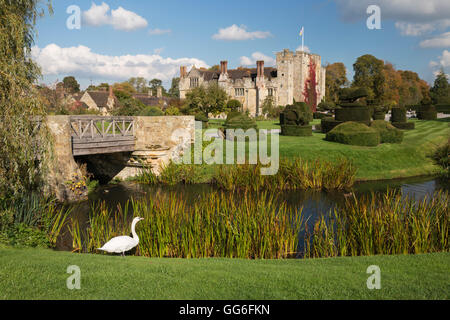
[
  {"left": 391, "top": 122, "right": 415, "bottom": 130},
  {"left": 417, "top": 105, "right": 438, "bottom": 120},
  {"left": 335, "top": 107, "right": 371, "bottom": 123},
  {"left": 326, "top": 122, "right": 380, "bottom": 147},
  {"left": 281, "top": 125, "right": 313, "bottom": 137},
  {"left": 370, "top": 120, "right": 404, "bottom": 144},
  {"left": 321, "top": 117, "right": 343, "bottom": 133},
  {"left": 280, "top": 102, "right": 313, "bottom": 136},
  {"left": 391, "top": 107, "right": 407, "bottom": 123},
  {"left": 223, "top": 113, "right": 257, "bottom": 131},
  {"left": 195, "top": 112, "right": 209, "bottom": 128}
]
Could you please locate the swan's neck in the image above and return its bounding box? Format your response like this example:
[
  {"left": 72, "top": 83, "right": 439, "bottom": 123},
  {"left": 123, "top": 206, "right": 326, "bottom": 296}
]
[{"left": 131, "top": 220, "right": 139, "bottom": 242}]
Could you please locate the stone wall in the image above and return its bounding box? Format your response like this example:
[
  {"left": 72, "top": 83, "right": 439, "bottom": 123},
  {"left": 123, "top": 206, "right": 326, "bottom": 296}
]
[
  {"left": 45, "top": 115, "right": 196, "bottom": 201},
  {"left": 45, "top": 116, "right": 87, "bottom": 202}
]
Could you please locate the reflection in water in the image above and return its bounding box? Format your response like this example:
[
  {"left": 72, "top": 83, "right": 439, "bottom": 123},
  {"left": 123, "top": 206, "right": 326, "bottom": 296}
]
[{"left": 61, "top": 176, "right": 447, "bottom": 253}]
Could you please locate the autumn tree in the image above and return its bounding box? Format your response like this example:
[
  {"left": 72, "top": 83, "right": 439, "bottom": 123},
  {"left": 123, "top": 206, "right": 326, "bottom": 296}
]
[
  {"left": 184, "top": 82, "right": 228, "bottom": 116},
  {"left": 325, "top": 62, "right": 348, "bottom": 104}
]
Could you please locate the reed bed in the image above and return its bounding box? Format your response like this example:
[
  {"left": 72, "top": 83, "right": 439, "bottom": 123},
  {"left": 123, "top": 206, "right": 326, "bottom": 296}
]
[
  {"left": 214, "top": 158, "right": 356, "bottom": 192},
  {"left": 305, "top": 190, "right": 449, "bottom": 258},
  {"left": 70, "top": 192, "right": 304, "bottom": 259}
]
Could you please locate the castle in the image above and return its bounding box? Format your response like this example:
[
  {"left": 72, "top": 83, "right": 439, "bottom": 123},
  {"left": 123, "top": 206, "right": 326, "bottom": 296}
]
[{"left": 179, "top": 49, "right": 326, "bottom": 116}]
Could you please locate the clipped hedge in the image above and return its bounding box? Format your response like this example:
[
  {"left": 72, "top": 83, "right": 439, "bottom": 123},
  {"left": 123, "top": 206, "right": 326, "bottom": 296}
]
[
  {"left": 224, "top": 114, "right": 257, "bottom": 130},
  {"left": 391, "top": 107, "right": 407, "bottom": 123},
  {"left": 335, "top": 107, "right": 371, "bottom": 123},
  {"left": 321, "top": 117, "right": 344, "bottom": 133},
  {"left": 281, "top": 125, "right": 312, "bottom": 137},
  {"left": 370, "top": 120, "right": 404, "bottom": 144},
  {"left": 373, "top": 111, "right": 386, "bottom": 120},
  {"left": 313, "top": 112, "right": 329, "bottom": 120},
  {"left": 417, "top": 105, "right": 437, "bottom": 120},
  {"left": 326, "top": 122, "right": 380, "bottom": 147},
  {"left": 392, "top": 122, "right": 415, "bottom": 130},
  {"left": 436, "top": 104, "right": 450, "bottom": 114}
]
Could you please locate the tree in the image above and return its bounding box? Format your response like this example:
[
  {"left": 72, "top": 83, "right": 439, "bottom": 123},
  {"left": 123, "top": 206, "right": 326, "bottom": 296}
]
[
  {"left": 62, "top": 76, "right": 80, "bottom": 93},
  {"left": 168, "top": 77, "right": 180, "bottom": 98},
  {"left": 430, "top": 70, "right": 450, "bottom": 104},
  {"left": 112, "top": 82, "right": 136, "bottom": 95},
  {"left": 353, "top": 54, "right": 385, "bottom": 102},
  {"left": 0, "top": 0, "right": 53, "bottom": 197},
  {"left": 184, "top": 83, "right": 228, "bottom": 116},
  {"left": 149, "top": 78, "right": 165, "bottom": 96},
  {"left": 325, "top": 63, "right": 348, "bottom": 104},
  {"left": 209, "top": 65, "right": 220, "bottom": 72},
  {"left": 128, "top": 77, "right": 148, "bottom": 93}
]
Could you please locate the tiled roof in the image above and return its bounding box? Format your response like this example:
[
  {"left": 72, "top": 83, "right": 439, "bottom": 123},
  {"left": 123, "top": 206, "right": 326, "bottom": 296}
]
[
  {"left": 197, "top": 67, "right": 277, "bottom": 81},
  {"left": 87, "top": 91, "right": 110, "bottom": 108}
]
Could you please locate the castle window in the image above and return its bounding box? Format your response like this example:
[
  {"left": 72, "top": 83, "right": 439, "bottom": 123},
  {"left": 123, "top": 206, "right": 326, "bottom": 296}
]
[
  {"left": 268, "top": 88, "right": 274, "bottom": 96},
  {"left": 190, "top": 78, "right": 199, "bottom": 88},
  {"left": 235, "top": 88, "right": 244, "bottom": 97}
]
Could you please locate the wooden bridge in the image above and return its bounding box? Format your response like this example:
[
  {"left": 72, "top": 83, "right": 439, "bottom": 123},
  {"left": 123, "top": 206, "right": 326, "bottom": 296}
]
[{"left": 70, "top": 116, "right": 136, "bottom": 156}]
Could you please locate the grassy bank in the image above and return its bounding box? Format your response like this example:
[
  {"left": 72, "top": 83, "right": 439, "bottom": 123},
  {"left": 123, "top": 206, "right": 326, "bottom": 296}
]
[
  {"left": 205, "top": 119, "right": 449, "bottom": 181},
  {"left": 0, "top": 247, "right": 448, "bottom": 300}
]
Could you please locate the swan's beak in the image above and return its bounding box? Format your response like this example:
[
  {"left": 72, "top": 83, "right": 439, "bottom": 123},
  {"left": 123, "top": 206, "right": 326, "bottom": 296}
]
[{"left": 139, "top": 218, "right": 144, "bottom": 221}]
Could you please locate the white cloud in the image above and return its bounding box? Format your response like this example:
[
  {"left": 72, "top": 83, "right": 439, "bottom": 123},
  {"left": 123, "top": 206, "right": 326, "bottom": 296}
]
[
  {"left": 148, "top": 28, "right": 172, "bottom": 35},
  {"left": 83, "top": 2, "right": 148, "bottom": 31},
  {"left": 31, "top": 44, "right": 209, "bottom": 82},
  {"left": 420, "top": 32, "right": 450, "bottom": 48},
  {"left": 430, "top": 50, "right": 450, "bottom": 77},
  {"left": 334, "top": 0, "right": 450, "bottom": 23},
  {"left": 239, "top": 52, "right": 276, "bottom": 67},
  {"left": 296, "top": 45, "right": 311, "bottom": 53},
  {"left": 212, "top": 24, "right": 272, "bottom": 41},
  {"left": 395, "top": 22, "right": 436, "bottom": 36}
]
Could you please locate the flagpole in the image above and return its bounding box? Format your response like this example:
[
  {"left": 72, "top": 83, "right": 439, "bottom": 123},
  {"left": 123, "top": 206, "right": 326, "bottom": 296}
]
[{"left": 303, "top": 27, "right": 305, "bottom": 52}]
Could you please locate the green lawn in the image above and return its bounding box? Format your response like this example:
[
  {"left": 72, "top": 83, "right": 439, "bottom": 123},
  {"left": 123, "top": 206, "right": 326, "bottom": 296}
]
[
  {"left": 206, "top": 119, "right": 449, "bottom": 181},
  {"left": 0, "top": 247, "right": 448, "bottom": 300}
]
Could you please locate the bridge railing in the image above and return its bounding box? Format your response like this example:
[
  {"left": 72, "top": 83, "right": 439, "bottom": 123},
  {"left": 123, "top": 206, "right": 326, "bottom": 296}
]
[
  {"left": 70, "top": 116, "right": 135, "bottom": 140},
  {"left": 70, "top": 116, "right": 136, "bottom": 156}
]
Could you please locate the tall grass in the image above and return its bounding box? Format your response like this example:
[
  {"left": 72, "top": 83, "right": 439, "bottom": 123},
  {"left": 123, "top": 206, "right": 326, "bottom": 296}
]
[
  {"left": 70, "top": 192, "right": 304, "bottom": 259},
  {"left": 214, "top": 158, "right": 356, "bottom": 192},
  {"left": 0, "top": 194, "right": 71, "bottom": 247},
  {"left": 305, "top": 190, "right": 449, "bottom": 258}
]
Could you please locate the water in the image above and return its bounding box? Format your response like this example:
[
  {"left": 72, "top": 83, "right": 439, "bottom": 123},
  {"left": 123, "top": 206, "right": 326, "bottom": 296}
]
[{"left": 58, "top": 176, "right": 448, "bottom": 252}]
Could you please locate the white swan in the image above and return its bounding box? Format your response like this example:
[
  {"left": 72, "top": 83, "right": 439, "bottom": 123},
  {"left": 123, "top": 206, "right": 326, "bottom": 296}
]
[{"left": 98, "top": 217, "right": 144, "bottom": 256}]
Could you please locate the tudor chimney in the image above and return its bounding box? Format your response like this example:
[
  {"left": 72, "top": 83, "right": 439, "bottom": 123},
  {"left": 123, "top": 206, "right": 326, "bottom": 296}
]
[
  {"left": 257, "top": 60, "right": 264, "bottom": 79},
  {"left": 157, "top": 86, "right": 163, "bottom": 98},
  {"left": 180, "top": 66, "right": 187, "bottom": 78},
  {"left": 220, "top": 61, "right": 228, "bottom": 75},
  {"left": 108, "top": 85, "right": 113, "bottom": 97}
]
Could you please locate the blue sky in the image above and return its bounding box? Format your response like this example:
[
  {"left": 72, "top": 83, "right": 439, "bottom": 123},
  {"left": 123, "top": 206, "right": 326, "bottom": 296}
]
[{"left": 33, "top": 0, "right": 450, "bottom": 89}]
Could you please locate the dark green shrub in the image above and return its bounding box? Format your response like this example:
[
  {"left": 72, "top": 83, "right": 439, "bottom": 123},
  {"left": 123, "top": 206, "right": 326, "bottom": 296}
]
[
  {"left": 314, "top": 112, "right": 329, "bottom": 120},
  {"left": 195, "top": 113, "right": 209, "bottom": 127},
  {"left": 370, "top": 120, "right": 404, "bottom": 144},
  {"left": 227, "top": 99, "right": 242, "bottom": 111},
  {"left": 339, "top": 87, "right": 369, "bottom": 102},
  {"left": 281, "top": 125, "right": 312, "bottom": 137},
  {"left": 280, "top": 102, "right": 313, "bottom": 126},
  {"left": 139, "top": 106, "right": 164, "bottom": 117},
  {"left": 224, "top": 114, "right": 257, "bottom": 130},
  {"left": 417, "top": 105, "right": 437, "bottom": 120},
  {"left": 432, "top": 141, "right": 450, "bottom": 178},
  {"left": 326, "top": 122, "right": 380, "bottom": 147},
  {"left": 391, "top": 107, "right": 407, "bottom": 123},
  {"left": 321, "top": 117, "right": 343, "bottom": 133},
  {"left": 436, "top": 104, "right": 450, "bottom": 114},
  {"left": 317, "top": 100, "right": 337, "bottom": 111},
  {"left": 373, "top": 112, "right": 386, "bottom": 120},
  {"left": 335, "top": 107, "right": 371, "bottom": 123},
  {"left": 226, "top": 111, "right": 242, "bottom": 122},
  {"left": 391, "top": 122, "right": 415, "bottom": 130}
]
